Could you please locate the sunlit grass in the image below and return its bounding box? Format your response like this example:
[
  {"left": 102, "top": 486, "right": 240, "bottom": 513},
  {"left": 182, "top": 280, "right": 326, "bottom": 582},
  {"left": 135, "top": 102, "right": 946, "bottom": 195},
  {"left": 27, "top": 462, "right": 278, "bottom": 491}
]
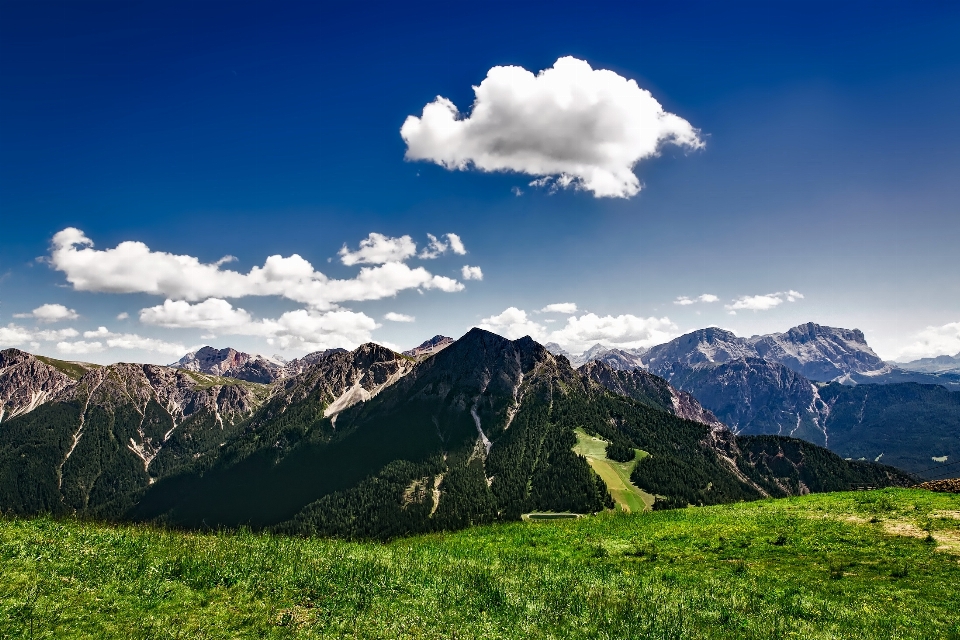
[{"left": 2, "top": 489, "right": 959, "bottom": 638}]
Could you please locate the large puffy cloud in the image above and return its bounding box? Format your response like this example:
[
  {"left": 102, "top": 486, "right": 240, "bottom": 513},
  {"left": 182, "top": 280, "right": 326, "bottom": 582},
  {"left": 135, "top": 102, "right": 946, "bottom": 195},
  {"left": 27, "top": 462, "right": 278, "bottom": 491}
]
[
  {"left": 725, "top": 290, "right": 803, "bottom": 313},
  {"left": 477, "top": 306, "right": 678, "bottom": 352},
  {"left": 897, "top": 321, "right": 960, "bottom": 361},
  {"left": 14, "top": 303, "right": 79, "bottom": 322},
  {"left": 139, "top": 298, "right": 379, "bottom": 351},
  {"left": 401, "top": 56, "right": 703, "bottom": 198},
  {"left": 49, "top": 228, "right": 466, "bottom": 309}
]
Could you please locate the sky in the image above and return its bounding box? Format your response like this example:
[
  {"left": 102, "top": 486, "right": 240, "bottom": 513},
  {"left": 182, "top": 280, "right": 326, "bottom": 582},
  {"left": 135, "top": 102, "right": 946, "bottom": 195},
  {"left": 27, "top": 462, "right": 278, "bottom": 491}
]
[{"left": 1, "top": 0, "right": 959, "bottom": 364}]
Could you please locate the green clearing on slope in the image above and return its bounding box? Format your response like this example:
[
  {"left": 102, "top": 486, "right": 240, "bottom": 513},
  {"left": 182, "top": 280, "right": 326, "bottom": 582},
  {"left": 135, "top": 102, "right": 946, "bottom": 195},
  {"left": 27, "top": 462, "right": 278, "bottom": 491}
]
[
  {"left": 4, "top": 489, "right": 960, "bottom": 639},
  {"left": 573, "top": 427, "right": 653, "bottom": 512}
]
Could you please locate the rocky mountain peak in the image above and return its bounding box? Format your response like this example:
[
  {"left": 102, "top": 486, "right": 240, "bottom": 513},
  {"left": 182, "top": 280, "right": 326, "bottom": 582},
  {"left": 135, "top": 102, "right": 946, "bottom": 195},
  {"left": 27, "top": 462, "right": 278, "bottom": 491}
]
[
  {"left": 0, "top": 348, "right": 83, "bottom": 423},
  {"left": 403, "top": 335, "right": 454, "bottom": 359}
]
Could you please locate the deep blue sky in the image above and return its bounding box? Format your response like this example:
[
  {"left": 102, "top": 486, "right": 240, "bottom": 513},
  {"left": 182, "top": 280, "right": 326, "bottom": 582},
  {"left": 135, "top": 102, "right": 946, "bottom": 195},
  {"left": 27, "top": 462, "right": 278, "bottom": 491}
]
[{"left": 2, "top": 1, "right": 959, "bottom": 363}]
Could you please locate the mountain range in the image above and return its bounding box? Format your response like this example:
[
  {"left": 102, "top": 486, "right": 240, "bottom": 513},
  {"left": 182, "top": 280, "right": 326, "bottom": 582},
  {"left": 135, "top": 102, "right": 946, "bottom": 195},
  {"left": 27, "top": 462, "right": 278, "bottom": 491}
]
[
  {"left": 0, "top": 329, "right": 910, "bottom": 538},
  {"left": 545, "top": 323, "right": 960, "bottom": 477}
]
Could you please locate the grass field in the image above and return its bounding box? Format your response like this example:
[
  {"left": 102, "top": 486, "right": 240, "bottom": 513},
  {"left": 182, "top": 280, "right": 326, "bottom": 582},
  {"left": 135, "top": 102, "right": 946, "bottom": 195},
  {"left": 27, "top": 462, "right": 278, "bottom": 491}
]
[
  {"left": 3, "top": 489, "right": 960, "bottom": 638},
  {"left": 573, "top": 427, "right": 653, "bottom": 512}
]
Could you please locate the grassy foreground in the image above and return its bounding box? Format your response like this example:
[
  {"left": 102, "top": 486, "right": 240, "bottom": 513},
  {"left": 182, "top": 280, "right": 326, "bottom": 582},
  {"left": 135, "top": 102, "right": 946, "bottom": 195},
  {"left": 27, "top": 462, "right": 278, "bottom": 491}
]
[{"left": 2, "top": 489, "right": 960, "bottom": 639}]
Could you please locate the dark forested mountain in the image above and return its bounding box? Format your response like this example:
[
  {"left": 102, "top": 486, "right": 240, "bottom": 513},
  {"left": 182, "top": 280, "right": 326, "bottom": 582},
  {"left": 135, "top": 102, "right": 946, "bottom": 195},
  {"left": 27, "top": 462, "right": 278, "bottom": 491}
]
[
  {"left": 580, "top": 360, "right": 722, "bottom": 428},
  {"left": 0, "top": 333, "right": 912, "bottom": 539},
  {"left": 0, "top": 360, "right": 270, "bottom": 518}
]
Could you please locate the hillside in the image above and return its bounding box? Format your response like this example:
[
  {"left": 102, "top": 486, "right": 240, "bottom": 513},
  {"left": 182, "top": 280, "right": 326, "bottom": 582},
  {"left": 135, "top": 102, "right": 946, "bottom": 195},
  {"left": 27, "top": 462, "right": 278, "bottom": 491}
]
[
  {"left": 0, "top": 357, "right": 271, "bottom": 518},
  {"left": 3, "top": 489, "right": 959, "bottom": 638}
]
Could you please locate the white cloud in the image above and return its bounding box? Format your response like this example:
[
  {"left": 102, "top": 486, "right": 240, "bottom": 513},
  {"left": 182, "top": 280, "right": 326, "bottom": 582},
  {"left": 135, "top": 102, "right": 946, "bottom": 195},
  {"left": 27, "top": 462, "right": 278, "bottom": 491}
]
[
  {"left": 116, "top": 312, "right": 129, "bottom": 320},
  {"left": 461, "top": 265, "right": 483, "bottom": 281},
  {"left": 725, "top": 291, "right": 803, "bottom": 311},
  {"left": 478, "top": 307, "right": 544, "bottom": 340},
  {"left": 48, "top": 228, "right": 466, "bottom": 310},
  {"left": 0, "top": 324, "right": 79, "bottom": 347},
  {"left": 139, "top": 298, "right": 379, "bottom": 352},
  {"left": 338, "top": 233, "right": 417, "bottom": 266},
  {"left": 401, "top": 56, "right": 704, "bottom": 199},
  {"left": 0, "top": 324, "right": 35, "bottom": 346},
  {"left": 540, "top": 302, "right": 577, "bottom": 314},
  {"left": 67, "top": 326, "right": 192, "bottom": 356},
  {"left": 14, "top": 303, "right": 79, "bottom": 322},
  {"left": 384, "top": 312, "right": 415, "bottom": 323},
  {"left": 56, "top": 340, "right": 104, "bottom": 355},
  {"left": 897, "top": 321, "right": 960, "bottom": 360},
  {"left": 549, "top": 313, "right": 677, "bottom": 352},
  {"left": 419, "top": 233, "right": 467, "bottom": 259},
  {"left": 477, "top": 307, "right": 678, "bottom": 352},
  {"left": 674, "top": 294, "right": 719, "bottom": 306},
  {"left": 139, "top": 298, "right": 253, "bottom": 331}
]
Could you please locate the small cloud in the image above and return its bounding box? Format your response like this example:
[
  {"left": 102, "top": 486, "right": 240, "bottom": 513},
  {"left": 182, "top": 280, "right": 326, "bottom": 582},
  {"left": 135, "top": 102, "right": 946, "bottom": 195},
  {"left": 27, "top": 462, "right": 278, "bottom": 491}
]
[
  {"left": 419, "top": 233, "right": 467, "bottom": 259},
  {"left": 540, "top": 302, "right": 578, "bottom": 314},
  {"left": 725, "top": 291, "right": 803, "bottom": 312},
  {"left": 384, "top": 312, "right": 415, "bottom": 323},
  {"left": 116, "top": 312, "right": 129, "bottom": 320},
  {"left": 511, "top": 186, "right": 523, "bottom": 197},
  {"left": 674, "top": 294, "right": 718, "bottom": 306},
  {"left": 56, "top": 340, "right": 103, "bottom": 355},
  {"left": 14, "top": 303, "right": 79, "bottom": 323},
  {"left": 339, "top": 233, "right": 417, "bottom": 266},
  {"left": 461, "top": 265, "right": 483, "bottom": 281}
]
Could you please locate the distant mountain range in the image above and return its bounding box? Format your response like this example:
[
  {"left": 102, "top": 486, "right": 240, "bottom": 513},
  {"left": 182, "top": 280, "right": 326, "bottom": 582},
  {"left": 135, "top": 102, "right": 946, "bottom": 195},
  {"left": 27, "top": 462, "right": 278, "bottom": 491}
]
[
  {"left": 897, "top": 352, "right": 960, "bottom": 374},
  {"left": 545, "top": 323, "right": 960, "bottom": 476},
  {"left": 0, "top": 330, "right": 909, "bottom": 538},
  {"left": 171, "top": 346, "right": 347, "bottom": 383}
]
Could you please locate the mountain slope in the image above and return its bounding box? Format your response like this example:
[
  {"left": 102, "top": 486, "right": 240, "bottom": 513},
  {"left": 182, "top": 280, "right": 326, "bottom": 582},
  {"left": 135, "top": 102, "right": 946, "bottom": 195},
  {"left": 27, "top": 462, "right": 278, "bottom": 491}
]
[
  {"left": 402, "top": 335, "right": 454, "bottom": 359},
  {"left": 580, "top": 360, "right": 722, "bottom": 428},
  {"left": 0, "top": 363, "right": 269, "bottom": 517}
]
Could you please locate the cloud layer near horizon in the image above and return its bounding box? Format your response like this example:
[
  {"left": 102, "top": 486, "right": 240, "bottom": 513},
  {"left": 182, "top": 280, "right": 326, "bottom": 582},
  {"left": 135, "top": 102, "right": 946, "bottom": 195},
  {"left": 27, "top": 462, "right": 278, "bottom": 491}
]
[
  {"left": 477, "top": 306, "right": 677, "bottom": 352},
  {"left": 401, "top": 56, "right": 703, "bottom": 198}
]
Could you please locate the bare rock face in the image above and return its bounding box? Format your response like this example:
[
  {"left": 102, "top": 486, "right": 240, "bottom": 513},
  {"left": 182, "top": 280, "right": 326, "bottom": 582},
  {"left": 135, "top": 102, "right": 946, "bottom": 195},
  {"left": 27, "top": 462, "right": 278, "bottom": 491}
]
[
  {"left": 0, "top": 349, "right": 87, "bottom": 423},
  {"left": 749, "top": 322, "right": 887, "bottom": 380},
  {"left": 403, "top": 335, "right": 454, "bottom": 359},
  {"left": 172, "top": 345, "right": 350, "bottom": 383}
]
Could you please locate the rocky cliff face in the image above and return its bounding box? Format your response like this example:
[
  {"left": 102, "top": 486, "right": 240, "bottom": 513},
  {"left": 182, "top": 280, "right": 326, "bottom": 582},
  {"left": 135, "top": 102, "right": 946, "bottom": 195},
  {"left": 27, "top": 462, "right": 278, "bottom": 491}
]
[
  {"left": 749, "top": 322, "right": 887, "bottom": 380},
  {"left": 402, "top": 335, "right": 454, "bottom": 359},
  {"left": 0, "top": 349, "right": 94, "bottom": 423},
  {"left": 663, "top": 358, "right": 830, "bottom": 447}
]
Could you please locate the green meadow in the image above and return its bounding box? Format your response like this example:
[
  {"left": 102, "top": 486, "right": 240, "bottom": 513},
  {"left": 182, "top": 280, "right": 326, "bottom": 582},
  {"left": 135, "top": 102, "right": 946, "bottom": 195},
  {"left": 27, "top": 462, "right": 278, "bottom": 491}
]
[
  {"left": 573, "top": 427, "right": 653, "bottom": 512},
  {"left": 2, "top": 489, "right": 960, "bottom": 639}
]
